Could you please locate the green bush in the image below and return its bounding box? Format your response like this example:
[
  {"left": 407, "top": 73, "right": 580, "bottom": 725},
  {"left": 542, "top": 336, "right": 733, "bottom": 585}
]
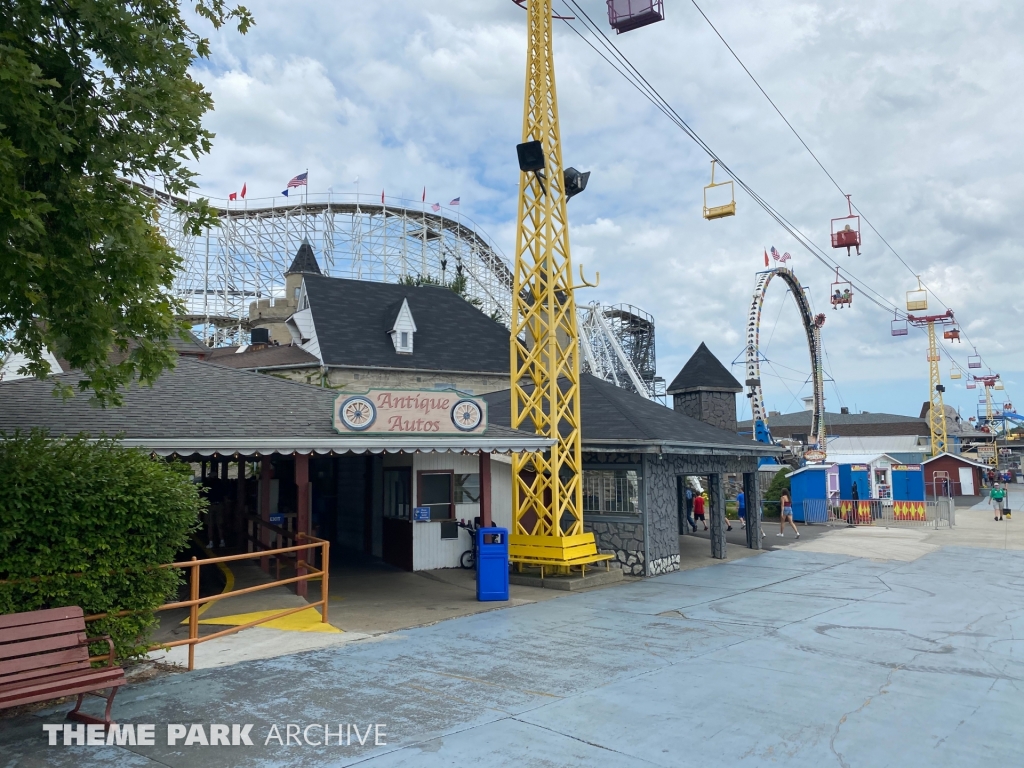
[
  {"left": 0, "top": 431, "right": 202, "bottom": 659},
  {"left": 762, "top": 468, "right": 791, "bottom": 519}
]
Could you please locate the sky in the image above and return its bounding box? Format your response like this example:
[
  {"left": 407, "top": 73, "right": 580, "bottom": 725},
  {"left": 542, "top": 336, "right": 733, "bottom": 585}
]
[{"left": 183, "top": 0, "right": 1024, "bottom": 421}]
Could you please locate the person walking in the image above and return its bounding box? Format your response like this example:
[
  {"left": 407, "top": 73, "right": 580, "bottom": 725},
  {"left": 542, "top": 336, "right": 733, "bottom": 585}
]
[
  {"left": 991, "top": 482, "right": 1007, "bottom": 521},
  {"left": 777, "top": 488, "right": 800, "bottom": 538},
  {"left": 694, "top": 491, "right": 708, "bottom": 531},
  {"left": 737, "top": 489, "right": 746, "bottom": 529},
  {"left": 684, "top": 485, "right": 697, "bottom": 533}
]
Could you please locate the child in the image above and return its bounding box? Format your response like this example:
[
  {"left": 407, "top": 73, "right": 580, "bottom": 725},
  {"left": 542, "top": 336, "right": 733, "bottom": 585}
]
[{"left": 694, "top": 492, "right": 707, "bottom": 531}]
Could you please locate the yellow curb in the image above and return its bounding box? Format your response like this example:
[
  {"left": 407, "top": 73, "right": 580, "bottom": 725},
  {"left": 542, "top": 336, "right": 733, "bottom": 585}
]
[
  {"left": 196, "top": 607, "right": 341, "bottom": 633},
  {"left": 188, "top": 537, "right": 235, "bottom": 619}
]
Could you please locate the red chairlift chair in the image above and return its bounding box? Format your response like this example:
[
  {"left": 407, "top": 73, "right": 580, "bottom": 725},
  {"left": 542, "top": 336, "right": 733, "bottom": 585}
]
[
  {"left": 607, "top": 0, "right": 665, "bottom": 34},
  {"left": 943, "top": 327, "right": 961, "bottom": 342},
  {"left": 830, "top": 269, "right": 853, "bottom": 309},
  {"left": 967, "top": 381, "right": 978, "bottom": 390},
  {"left": 831, "top": 194, "right": 861, "bottom": 256}
]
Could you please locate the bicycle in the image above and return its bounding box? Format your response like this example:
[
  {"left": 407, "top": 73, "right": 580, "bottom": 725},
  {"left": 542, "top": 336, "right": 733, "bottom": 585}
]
[{"left": 457, "top": 518, "right": 481, "bottom": 569}]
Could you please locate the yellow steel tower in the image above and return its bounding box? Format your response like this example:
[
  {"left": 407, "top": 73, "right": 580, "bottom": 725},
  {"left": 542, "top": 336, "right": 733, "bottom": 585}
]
[
  {"left": 508, "top": 0, "right": 609, "bottom": 570},
  {"left": 906, "top": 286, "right": 955, "bottom": 456}
]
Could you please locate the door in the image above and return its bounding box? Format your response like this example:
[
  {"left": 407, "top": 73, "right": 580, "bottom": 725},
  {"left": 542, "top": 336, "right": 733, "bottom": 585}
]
[
  {"left": 382, "top": 468, "right": 413, "bottom": 570},
  {"left": 958, "top": 467, "right": 975, "bottom": 496}
]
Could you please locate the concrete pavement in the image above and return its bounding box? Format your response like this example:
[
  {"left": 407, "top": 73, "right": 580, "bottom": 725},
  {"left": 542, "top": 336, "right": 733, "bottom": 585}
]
[{"left": 5, "top": 541, "right": 1023, "bottom": 767}]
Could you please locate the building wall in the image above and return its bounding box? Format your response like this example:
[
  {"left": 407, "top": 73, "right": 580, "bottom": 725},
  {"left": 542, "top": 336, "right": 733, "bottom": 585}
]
[
  {"left": 673, "top": 390, "right": 738, "bottom": 432},
  {"left": 410, "top": 453, "right": 482, "bottom": 570},
  {"left": 583, "top": 450, "right": 759, "bottom": 577},
  {"left": 240, "top": 365, "right": 510, "bottom": 395},
  {"left": 925, "top": 457, "right": 982, "bottom": 497}
]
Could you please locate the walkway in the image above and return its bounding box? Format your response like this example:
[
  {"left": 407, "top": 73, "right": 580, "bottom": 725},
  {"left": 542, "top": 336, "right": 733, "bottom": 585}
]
[{"left": 5, "top": 539, "right": 1022, "bottom": 766}]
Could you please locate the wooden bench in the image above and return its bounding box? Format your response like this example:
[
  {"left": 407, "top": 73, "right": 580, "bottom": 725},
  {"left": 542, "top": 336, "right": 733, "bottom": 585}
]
[{"left": 0, "top": 606, "right": 126, "bottom": 725}]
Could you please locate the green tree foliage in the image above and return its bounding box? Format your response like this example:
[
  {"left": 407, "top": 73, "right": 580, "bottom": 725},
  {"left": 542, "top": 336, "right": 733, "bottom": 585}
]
[
  {"left": 398, "top": 272, "right": 485, "bottom": 309},
  {"left": 0, "top": 0, "right": 252, "bottom": 404},
  {"left": 0, "top": 431, "right": 204, "bottom": 658},
  {"left": 762, "top": 468, "right": 791, "bottom": 518}
]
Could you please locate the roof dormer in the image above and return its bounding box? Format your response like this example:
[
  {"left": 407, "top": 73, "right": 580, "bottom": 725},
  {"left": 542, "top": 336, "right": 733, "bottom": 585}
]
[{"left": 388, "top": 298, "right": 417, "bottom": 354}]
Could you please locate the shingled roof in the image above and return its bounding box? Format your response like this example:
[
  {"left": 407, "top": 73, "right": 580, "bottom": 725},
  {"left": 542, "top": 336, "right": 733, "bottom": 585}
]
[
  {"left": 667, "top": 342, "right": 742, "bottom": 394},
  {"left": 302, "top": 275, "right": 510, "bottom": 373},
  {"left": 0, "top": 358, "right": 550, "bottom": 456},
  {"left": 207, "top": 344, "right": 319, "bottom": 370},
  {"left": 483, "top": 374, "right": 776, "bottom": 454},
  {"left": 286, "top": 239, "right": 322, "bottom": 275}
]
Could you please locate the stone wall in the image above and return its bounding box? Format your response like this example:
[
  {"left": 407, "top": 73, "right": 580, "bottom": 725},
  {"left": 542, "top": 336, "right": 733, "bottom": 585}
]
[
  {"left": 243, "top": 366, "right": 511, "bottom": 395},
  {"left": 582, "top": 451, "right": 760, "bottom": 577},
  {"left": 673, "top": 390, "right": 739, "bottom": 432}
]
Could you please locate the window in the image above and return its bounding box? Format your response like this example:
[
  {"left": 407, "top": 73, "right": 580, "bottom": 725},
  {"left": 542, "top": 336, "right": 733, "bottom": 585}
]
[
  {"left": 383, "top": 468, "right": 411, "bottom": 520},
  {"left": 418, "top": 471, "right": 454, "bottom": 521},
  {"left": 293, "top": 287, "right": 301, "bottom": 302},
  {"left": 455, "top": 473, "right": 480, "bottom": 504},
  {"left": 583, "top": 468, "right": 639, "bottom": 516},
  {"left": 400, "top": 331, "right": 409, "bottom": 348}
]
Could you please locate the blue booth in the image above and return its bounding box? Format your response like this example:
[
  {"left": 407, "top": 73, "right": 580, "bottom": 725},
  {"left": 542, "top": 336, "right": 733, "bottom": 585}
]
[
  {"left": 788, "top": 465, "right": 831, "bottom": 522},
  {"left": 476, "top": 527, "right": 509, "bottom": 602},
  {"left": 891, "top": 464, "right": 925, "bottom": 501},
  {"left": 838, "top": 463, "right": 871, "bottom": 500}
]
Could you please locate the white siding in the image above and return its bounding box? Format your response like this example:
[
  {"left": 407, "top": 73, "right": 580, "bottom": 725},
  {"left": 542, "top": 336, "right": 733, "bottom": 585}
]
[
  {"left": 410, "top": 453, "right": 480, "bottom": 570},
  {"left": 491, "top": 456, "right": 514, "bottom": 531},
  {"left": 412, "top": 522, "right": 465, "bottom": 570}
]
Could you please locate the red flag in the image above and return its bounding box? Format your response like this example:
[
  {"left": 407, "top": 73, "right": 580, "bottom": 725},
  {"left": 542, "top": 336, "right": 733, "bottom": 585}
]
[
  {"left": 764, "top": 248, "right": 769, "bottom": 267},
  {"left": 241, "top": 183, "right": 247, "bottom": 199},
  {"left": 422, "top": 187, "right": 426, "bottom": 203},
  {"left": 229, "top": 192, "right": 237, "bottom": 201},
  {"left": 381, "top": 189, "right": 385, "bottom": 205}
]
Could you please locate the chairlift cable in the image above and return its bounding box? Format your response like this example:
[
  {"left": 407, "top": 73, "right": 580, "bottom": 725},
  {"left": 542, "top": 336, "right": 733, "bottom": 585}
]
[{"left": 684, "top": 0, "right": 998, "bottom": 371}]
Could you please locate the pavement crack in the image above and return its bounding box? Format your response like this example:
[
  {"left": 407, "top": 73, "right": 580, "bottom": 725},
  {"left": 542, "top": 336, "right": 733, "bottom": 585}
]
[
  {"left": 511, "top": 718, "right": 665, "bottom": 766},
  {"left": 830, "top": 664, "right": 899, "bottom": 768}
]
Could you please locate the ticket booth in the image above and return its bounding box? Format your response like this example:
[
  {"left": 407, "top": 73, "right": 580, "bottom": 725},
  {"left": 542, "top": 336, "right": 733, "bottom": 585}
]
[
  {"left": 839, "top": 463, "right": 870, "bottom": 499},
  {"left": 891, "top": 464, "right": 925, "bottom": 502}
]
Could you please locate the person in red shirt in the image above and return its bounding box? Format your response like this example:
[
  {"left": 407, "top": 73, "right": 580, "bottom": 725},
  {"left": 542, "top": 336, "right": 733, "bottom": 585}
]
[{"left": 693, "top": 492, "right": 708, "bottom": 531}]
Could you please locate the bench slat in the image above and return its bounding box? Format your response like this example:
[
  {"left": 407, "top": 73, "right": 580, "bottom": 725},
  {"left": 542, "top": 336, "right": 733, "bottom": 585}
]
[
  {"left": 0, "top": 673, "right": 124, "bottom": 710},
  {"left": 512, "top": 553, "right": 614, "bottom": 566},
  {"left": 0, "top": 630, "right": 88, "bottom": 662},
  {"left": 0, "top": 618, "right": 89, "bottom": 647},
  {"left": 0, "top": 667, "right": 123, "bottom": 702},
  {"left": 0, "top": 647, "right": 92, "bottom": 680},
  {"left": 0, "top": 607, "right": 84, "bottom": 631}
]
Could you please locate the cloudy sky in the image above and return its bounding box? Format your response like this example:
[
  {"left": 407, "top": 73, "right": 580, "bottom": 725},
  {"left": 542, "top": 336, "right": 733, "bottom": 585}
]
[{"left": 185, "top": 0, "right": 1023, "bottom": 421}]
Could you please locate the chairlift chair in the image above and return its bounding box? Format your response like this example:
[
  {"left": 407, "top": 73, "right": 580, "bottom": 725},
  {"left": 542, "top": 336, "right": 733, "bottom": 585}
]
[
  {"left": 906, "top": 277, "right": 928, "bottom": 312},
  {"left": 968, "top": 349, "right": 982, "bottom": 368},
  {"left": 606, "top": 0, "right": 665, "bottom": 34},
  {"left": 967, "top": 381, "right": 977, "bottom": 390},
  {"left": 830, "top": 194, "right": 861, "bottom": 256},
  {"left": 995, "top": 380, "right": 1005, "bottom": 391},
  {"left": 943, "top": 327, "right": 961, "bottom": 342},
  {"left": 890, "top": 316, "right": 908, "bottom": 336},
  {"left": 830, "top": 269, "right": 853, "bottom": 309},
  {"left": 703, "top": 160, "right": 736, "bottom": 220},
  {"left": 949, "top": 366, "right": 962, "bottom": 380}
]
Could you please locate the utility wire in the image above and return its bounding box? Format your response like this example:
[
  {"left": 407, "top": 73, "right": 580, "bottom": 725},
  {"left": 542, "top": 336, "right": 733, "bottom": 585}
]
[{"left": 685, "top": 0, "right": 999, "bottom": 374}]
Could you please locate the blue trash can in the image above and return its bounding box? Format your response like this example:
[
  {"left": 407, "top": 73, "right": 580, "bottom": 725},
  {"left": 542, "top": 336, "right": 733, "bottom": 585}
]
[{"left": 476, "top": 527, "right": 509, "bottom": 602}]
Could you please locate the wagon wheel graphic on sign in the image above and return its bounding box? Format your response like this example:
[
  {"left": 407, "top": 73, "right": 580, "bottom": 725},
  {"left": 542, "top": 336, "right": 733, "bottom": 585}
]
[
  {"left": 339, "top": 395, "right": 377, "bottom": 431},
  {"left": 451, "top": 399, "right": 483, "bottom": 432}
]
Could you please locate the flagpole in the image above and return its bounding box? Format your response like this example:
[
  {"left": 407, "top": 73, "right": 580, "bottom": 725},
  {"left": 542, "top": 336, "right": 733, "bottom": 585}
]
[{"left": 421, "top": 188, "right": 427, "bottom": 278}]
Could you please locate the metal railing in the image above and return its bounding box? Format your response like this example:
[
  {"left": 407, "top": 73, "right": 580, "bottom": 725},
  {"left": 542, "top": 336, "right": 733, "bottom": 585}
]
[
  {"left": 85, "top": 534, "right": 329, "bottom": 671},
  {"left": 803, "top": 499, "right": 955, "bottom": 530}
]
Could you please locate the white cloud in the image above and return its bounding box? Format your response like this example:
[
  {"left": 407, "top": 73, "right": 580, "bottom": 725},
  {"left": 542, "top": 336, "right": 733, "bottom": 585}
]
[{"left": 184, "top": 0, "right": 1024, "bottom": 418}]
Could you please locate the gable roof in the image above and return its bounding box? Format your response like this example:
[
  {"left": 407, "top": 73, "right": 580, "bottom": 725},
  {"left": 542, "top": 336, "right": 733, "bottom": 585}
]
[
  {"left": 302, "top": 275, "right": 509, "bottom": 373},
  {"left": 738, "top": 410, "right": 925, "bottom": 429},
  {"left": 0, "top": 358, "right": 549, "bottom": 456},
  {"left": 667, "top": 342, "right": 742, "bottom": 394},
  {"left": 286, "top": 239, "right": 322, "bottom": 276},
  {"left": 387, "top": 298, "right": 417, "bottom": 333},
  {"left": 482, "top": 374, "right": 778, "bottom": 455},
  {"left": 922, "top": 452, "right": 989, "bottom": 469}
]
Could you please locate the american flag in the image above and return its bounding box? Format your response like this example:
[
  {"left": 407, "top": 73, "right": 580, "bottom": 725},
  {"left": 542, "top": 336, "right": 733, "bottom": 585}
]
[
  {"left": 449, "top": 197, "right": 460, "bottom": 206},
  {"left": 286, "top": 172, "right": 308, "bottom": 189},
  {"left": 770, "top": 246, "right": 791, "bottom": 264},
  {"left": 431, "top": 202, "right": 441, "bottom": 212}
]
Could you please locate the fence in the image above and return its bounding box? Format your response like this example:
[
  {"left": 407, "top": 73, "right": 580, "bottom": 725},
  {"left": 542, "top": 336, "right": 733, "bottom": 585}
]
[
  {"left": 85, "top": 533, "right": 329, "bottom": 670},
  {"left": 802, "top": 499, "right": 954, "bottom": 530}
]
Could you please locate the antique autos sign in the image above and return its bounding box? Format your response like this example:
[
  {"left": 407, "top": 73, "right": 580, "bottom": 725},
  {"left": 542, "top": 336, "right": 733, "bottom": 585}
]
[{"left": 333, "top": 389, "right": 487, "bottom": 435}]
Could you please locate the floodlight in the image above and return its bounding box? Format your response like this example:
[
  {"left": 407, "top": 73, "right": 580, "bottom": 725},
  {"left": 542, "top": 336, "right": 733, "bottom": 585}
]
[
  {"left": 516, "top": 141, "right": 545, "bottom": 172},
  {"left": 564, "top": 167, "right": 590, "bottom": 201}
]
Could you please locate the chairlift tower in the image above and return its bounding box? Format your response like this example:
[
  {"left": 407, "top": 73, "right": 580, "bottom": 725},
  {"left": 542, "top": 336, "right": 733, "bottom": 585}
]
[
  {"left": 906, "top": 291, "right": 955, "bottom": 456},
  {"left": 509, "top": 0, "right": 589, "bottom": 560}
]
